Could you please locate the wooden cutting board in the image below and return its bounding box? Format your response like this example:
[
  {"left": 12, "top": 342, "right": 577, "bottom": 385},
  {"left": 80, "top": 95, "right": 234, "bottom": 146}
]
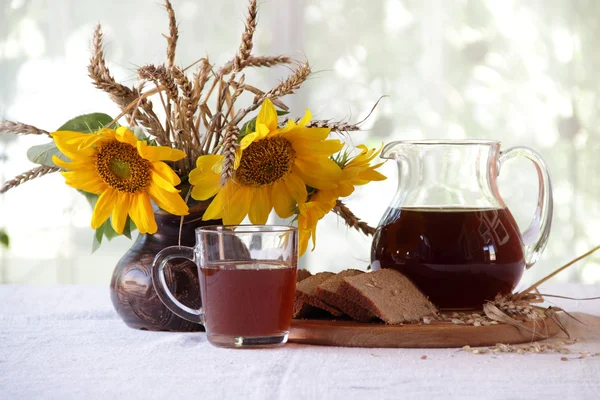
[{"left": 289, "top": 317, "right": 561, "bottom": 348}]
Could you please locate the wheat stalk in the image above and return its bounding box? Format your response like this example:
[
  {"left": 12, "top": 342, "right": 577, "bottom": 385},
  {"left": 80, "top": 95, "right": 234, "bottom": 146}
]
[
  {"left": 0, "top": 121, "right": 50, "bottom": 136},
  {"left": 219, "top": 125, "right": 239, "bottom": 186},
  {"left": 89, "top": 24, "right": 166, "bottom": 141},
  {"left": 262, "top": 60, "right": 311, "bottom": 100},
  {"left": 219, "top": 55, "right": 292, "bottom": 75},
  {"left": 164, "top": 0, "right": 178, "bottom": 71},
  {"left": 191, "top": 58, "right": 211, "bottom": 109},
  {"left": 0, "top": 166, "right": 59, "bottom": 194},
  {"left": 233, "top": 0, "right": 258, "bottom": 71},
  {"left": 490, "top": 293, "right": 542, "bottom": 321},
  {"left": 172, "top": 66, "right": 196, "bottom": 139},
  {"left": 282, "top": 118, "right": 361, "bottom": 132},
  {"left": 138, "top": 64, "right": 179, "bottom": 105},
  {"left": 333, "top": 200, "right": 376, "bottom": 236},
  {"left": 89, "top": 24, "right": 137, "bottom": 108}
]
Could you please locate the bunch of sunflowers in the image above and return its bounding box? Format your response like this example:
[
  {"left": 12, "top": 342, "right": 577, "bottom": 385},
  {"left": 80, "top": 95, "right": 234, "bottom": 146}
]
[{"left": 0, "top": 0, "right": 385, "bottom": 256}]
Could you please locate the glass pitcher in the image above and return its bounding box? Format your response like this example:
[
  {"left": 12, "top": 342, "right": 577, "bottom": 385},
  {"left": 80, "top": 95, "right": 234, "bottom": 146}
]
[{"left": 371, "top": 140, "right": 553, "bottom": 309}]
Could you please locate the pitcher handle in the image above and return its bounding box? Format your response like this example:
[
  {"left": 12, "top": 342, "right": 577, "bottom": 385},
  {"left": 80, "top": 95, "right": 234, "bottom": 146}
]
[
  {"left": 151, "top": 246, "right": 204, "bottom": 324},
  {"left": 498, "top": 147, "right": 553, "bottom": 269}
]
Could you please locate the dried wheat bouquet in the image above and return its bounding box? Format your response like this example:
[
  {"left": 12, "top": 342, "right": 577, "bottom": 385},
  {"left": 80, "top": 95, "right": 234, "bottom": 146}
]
[{"left": 0, "top": 0, "right": 385, "bottom": 254}]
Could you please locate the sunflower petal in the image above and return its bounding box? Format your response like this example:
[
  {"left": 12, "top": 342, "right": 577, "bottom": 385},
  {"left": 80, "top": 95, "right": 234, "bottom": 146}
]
[
  {"left": 151, "top": 169, "right": 179, "bottom": 193},
  {"left": 248, "top": 185, "right": 272, "bottom": 224},
  {"left": 240, "top": 132, "right": 259, "bottom": 150},
  {"left": 51, "top": 131, "right": 96, "bottom": 160},
  {"left": 137, "top": 141, "right": 186, "bottom": 162},
  {"left": 52, "top": 156, "right": 96, "bottom": 171},
  {"left": 91, "top": 188, "right": 117, "bottom": 229},
  {"left": 148, "top": 184, "right": 189, "bottom": 216},
  {"left": 256, "top": 98, "right": 278, "bottom": 131},
  {"left": 283, "top": 173, "right": 308, "bottom": 205},
  {"left": 61, "top": 170, "right": 107, "bottom": 195},
  {"left": 358, "top": 167, "right": 387, "bottom": 182},
  {"left": 293, "top": 139, "right": 344, "bottom": 157},
  {"left": 299, "top": 229, "right": 311, "bottom": 256},
  {"left": 195, "top": 154, "right": 223, "bottom": 170},
  {"left": 152, "top": 161, "right": 181, "bottom": 186},
  {"left": 272, "top": 180, "right": 295, "bottom": 218},
  {"left": 111, "top": 192, "right": 131, "bottom": 234},
  {"left": 223, "top": 185, "right": 252, "bottom": 225},
  {"left": 115, "top": 127, "right": 138, "bottom": 147},
  {"left": 130, "top": 193, "right": 157, "bottom": 234},
  {"left": 284, "top": 127, "right": 331, "bottom": 143},
  {"left": 297, "top": 109, "right": 312, "bottom": 128},
  {"left": 292, "top": 158, "right": 342, "bottom": 190},
  {"left": 203, "top": 190, "right": 224, "bottom": 221},
  {"left": 190, "top": 174, "right": 221, "bottom": 200}
]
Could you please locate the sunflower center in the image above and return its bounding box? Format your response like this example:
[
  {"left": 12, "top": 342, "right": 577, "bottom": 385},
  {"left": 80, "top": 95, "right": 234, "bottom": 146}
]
[
  {"left": 95, "top": 141, "right": 151, "bottom": 193},
  {"left": 236, "top": 137, "right": 296, "bottom": 186}
]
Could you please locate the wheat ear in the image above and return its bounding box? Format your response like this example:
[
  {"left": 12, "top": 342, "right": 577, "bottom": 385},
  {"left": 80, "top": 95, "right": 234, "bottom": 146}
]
[
  {"left": 333, "top": 200, "right": 376, "bottom": 236},
  {"left": 0, "top": 121, "right": 50, "bottom": 136},
  {"left": 1, "top": 166, "right": 60, "bottom": 194},
  {"left": 219, "top": 55, "right": 292, "bottom": 75},
  {"left": 89, "top": 24, "right": 165, "bottom": 140},
  {"left": 220, "top": 125, "right": 239, "bottom": 186},
  {"left": 164, "top": 0, "right": 178, "bottom": 71},
  {"left": 233, "top": 0, "right": 258, "bottom": 71}
]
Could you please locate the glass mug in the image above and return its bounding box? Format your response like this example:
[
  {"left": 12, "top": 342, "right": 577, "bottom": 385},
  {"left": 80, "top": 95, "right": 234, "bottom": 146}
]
[
  {"left": 371, "top": 140, "right": 553, "bottom": 309},
  {"left": 152, "top": 225, "right": 298, "bottom": 348}
]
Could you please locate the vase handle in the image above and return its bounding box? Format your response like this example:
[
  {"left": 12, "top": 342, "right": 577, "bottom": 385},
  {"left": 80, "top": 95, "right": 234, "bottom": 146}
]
[
  {"left": 498, "top": 146, "right": 553, "bottom": 269},
  {"left": 151, "top": 245, "right": 203, "bottom": 324}
]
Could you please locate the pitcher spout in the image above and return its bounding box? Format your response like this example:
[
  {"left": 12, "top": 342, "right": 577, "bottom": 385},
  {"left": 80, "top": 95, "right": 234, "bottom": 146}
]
[{"left": 380, "top": 141, "right": 405, "bottom": 160}]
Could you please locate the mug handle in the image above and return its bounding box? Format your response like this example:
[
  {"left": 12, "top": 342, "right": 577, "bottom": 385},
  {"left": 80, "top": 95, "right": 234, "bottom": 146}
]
[
  {"left": 151, "top": 246, "right": 204, "bottom": 324},
  {"left": 498, "top": 146, "right": 553, "bottom": 269}
]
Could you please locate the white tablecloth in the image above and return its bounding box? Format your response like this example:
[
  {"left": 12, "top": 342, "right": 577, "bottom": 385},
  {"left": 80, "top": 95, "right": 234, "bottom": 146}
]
[{"left": 0, "top": 284, "right": 599, "bottom": 400}]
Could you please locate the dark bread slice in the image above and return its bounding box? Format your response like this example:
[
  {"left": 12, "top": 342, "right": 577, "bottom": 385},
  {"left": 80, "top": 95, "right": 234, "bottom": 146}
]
[
  {"left": 314, "top": 269, "right": 376, "bottom": 322},
  {"left": 296, "top": 269, "right": 312, "bottom": 282},
  {"left": 338, "top": 269, "right": 437, "bottom": 324},
  {"left": 294, "top": 272, "right": 343, "bottom": 318}
]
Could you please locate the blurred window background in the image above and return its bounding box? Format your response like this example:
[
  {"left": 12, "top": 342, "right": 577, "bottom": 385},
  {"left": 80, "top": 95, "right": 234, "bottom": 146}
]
[{"left": 1, "top": 0, "right": 599, "bottom": 285}]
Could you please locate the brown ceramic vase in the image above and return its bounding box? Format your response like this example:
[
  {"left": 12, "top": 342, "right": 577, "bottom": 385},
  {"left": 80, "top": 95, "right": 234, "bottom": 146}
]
[{"left": 110, "top": 200, "right": 218, "bottom": 331}]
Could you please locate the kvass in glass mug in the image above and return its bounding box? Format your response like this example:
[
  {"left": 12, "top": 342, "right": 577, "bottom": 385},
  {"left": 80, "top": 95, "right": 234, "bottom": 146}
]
[
  {"left": 371, "top": 140, "right": 553, "bottom": 309},
  {"left": 152, "top": 225, "right": 298, "bottom": 348}
]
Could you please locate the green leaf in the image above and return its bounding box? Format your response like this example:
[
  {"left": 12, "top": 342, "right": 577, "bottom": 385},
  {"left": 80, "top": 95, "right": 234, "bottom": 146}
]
[
  {"left": 92, "top": 223, "right": 104, "bottom": 253},
  {"left": 78, "top": 190, "right": 98, "bottom": 209},
  {"left": 26, "top": 142, "right": 68, "bottom": 167},
  {"left": 239, "top": 110, "right": 289, "bottom": 141},
  {"left": 103, "top": 219, "right": 120, "bottom": 240},
  {"left": 131, "top": 126, "right": 156, "bottom": 146},
  {"left": 122, "top": 218, "right": 136, "bottom": 240},
  {"left": 131, "top": 126, "right": 147, "bottom": 141},
  {"left": 0, "top": 229, "right": 9, "bottom": 248},
  {"left": 57, "top": 113, "right": 116, "bottom": 133}
]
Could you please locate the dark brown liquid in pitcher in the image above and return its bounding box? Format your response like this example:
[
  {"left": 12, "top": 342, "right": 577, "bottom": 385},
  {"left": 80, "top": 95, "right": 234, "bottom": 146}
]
[{"left": 371, "top": 208, "right": 525, "bottom": 309}]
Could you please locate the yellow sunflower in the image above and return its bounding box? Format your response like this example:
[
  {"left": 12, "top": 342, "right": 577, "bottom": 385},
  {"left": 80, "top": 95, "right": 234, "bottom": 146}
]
[
  {"left": 51, "top": 127, "right": 189, "bottom": 235},
  {"left": 189, "top": 99, "right": 344, "bottom": 224},
  {"left": 326, "top": 144, "right": 386, "bottom": 199},
  {"left": 297, "top": 144, "right": 386, "bottom": 255}
]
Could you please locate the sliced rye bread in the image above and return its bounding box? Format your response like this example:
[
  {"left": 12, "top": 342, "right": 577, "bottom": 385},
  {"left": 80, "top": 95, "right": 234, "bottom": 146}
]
[
  {"left": 296, "top": 269, "right": 313, "bottom": 282},
  {"left": 314, "top": 269, "right": 376, "bottom": 323},
  {"left": 338, "top": 269, "right": 437, "bottom": 324},
  {"left": 294, "top": 272, "right": 344, "bottom": 318}
]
